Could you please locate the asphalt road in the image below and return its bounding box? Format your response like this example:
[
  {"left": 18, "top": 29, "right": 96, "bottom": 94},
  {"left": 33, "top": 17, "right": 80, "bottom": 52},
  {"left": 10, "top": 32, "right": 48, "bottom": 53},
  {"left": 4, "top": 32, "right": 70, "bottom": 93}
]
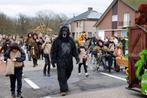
[{"left": 0, "top": 60, "right": 146, "bottom": 98}]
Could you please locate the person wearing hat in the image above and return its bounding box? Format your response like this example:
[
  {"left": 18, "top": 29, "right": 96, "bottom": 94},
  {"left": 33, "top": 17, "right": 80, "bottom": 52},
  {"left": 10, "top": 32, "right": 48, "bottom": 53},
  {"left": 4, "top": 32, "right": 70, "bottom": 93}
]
[{"left": 4, "top": 43, "right": 26, "bottom": 98}]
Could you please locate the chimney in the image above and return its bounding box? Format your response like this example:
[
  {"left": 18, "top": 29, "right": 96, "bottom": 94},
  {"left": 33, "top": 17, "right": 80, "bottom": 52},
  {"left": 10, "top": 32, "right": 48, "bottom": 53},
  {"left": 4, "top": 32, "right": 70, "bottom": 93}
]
[{"left": 88, "top": 7, "right": 93, "bottom": 11}]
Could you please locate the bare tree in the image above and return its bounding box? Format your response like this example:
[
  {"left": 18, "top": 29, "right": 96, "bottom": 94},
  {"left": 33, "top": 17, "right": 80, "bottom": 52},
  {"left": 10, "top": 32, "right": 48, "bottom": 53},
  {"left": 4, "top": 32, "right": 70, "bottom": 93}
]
[{"left": 0, "top": 11, "right": 68, "bottom": 35}]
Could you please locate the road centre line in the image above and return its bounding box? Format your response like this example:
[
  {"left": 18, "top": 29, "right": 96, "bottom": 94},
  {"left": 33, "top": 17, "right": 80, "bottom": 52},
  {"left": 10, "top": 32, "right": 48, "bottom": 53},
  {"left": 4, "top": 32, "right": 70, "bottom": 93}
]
[
  {"left": 100, "top": 72, "right": 127, "bottom": 82},
  {"left": 24, "top": 78, "right": 40, "bottom": 90}
]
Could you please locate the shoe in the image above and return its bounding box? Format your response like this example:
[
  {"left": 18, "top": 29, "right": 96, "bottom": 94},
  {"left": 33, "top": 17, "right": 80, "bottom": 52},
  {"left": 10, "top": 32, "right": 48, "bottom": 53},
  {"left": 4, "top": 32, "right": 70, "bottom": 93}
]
[
  {"left": 11, "top": 92, "right": 16, "bottom": 98},
  {"left": 43, "top": 72, "right": 46, "bottom": 76},
  {"left": 65, "top": 89, "right": 69, "bottom": 92},
  {"left": 17, "top": 92, "right": 23, "bottom": 98},
  {"left": 108, "top": 69, "right": 111, "bottom": 73},
  {"left": 96, "top": 66, "right": 100, "bottom": 71},
  {"left": 78, "top": 73, "right": 81, "bottom": 76},
  {"left": 60, "top": 92, "right": 66, "bottom": 96},
  {"left": 47, "top": 74, "right": 50, "bottom": 77},
  {"left": 33, "top": 64, "right": 38, "bottom": 67},
  {"left": 85, "top": 73, "right": 89, "bottom": 77}
]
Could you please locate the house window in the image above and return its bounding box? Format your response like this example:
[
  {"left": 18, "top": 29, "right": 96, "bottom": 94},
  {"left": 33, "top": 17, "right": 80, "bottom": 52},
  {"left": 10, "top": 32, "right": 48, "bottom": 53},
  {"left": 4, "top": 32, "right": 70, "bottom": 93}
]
[
  {"left": 75, "top": 32, "right": 78, "bottom": 39},
  {"left": 112, "top": 15, "right": 118, "bottom": 22},
  {"left": 76, "top": 22, "right": 78, "bottom": 28},
  {"left": 121, "top": 31, "right": 127, "bottom": 37},
  {"left": 112, "top": 22, "right": 117, "bottom": 29},
  {"left": 76, "top": 21, "right": 82, "bottom": 28},
  {"left": 88, "top": 32, "right": 92, "bottom": 38},
  {"left": 72, "top": 32, "right": 75, "bottom": 39},
  {"left": 123, "top": 13, "right": 130, "bottom": 27},
  {"left": 79, "top": 21, "right": 82, "bottom": 28}
]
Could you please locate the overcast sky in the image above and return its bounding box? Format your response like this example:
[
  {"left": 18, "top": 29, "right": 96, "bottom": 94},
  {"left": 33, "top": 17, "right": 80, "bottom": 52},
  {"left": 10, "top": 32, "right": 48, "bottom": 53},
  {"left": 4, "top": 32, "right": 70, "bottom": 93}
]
[{"left": 0, "top": 0, "right": 113, "bottom": 18}]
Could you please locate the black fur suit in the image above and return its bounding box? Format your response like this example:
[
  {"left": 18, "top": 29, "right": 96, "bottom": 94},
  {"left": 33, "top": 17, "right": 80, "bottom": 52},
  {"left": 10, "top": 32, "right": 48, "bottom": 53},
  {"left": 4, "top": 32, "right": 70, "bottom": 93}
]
[{"left": 50, "top": 26, "right": 79, "bottom": 93}]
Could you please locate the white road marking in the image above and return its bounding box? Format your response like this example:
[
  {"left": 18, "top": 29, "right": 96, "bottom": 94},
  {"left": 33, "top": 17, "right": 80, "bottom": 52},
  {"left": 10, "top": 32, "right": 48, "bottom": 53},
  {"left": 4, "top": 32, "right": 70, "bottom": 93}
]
[
  {"left": 24, "top": 78, "right": 40, "bottom": 90},
  {"left": 43, "top": 96, "right": 52, "bottom": 98},
  {"left": 43, "top": 72, "right": 126, "bottom": 98},
  {"left": 100, "top": 72, "right": 127, "bottom": 82}
]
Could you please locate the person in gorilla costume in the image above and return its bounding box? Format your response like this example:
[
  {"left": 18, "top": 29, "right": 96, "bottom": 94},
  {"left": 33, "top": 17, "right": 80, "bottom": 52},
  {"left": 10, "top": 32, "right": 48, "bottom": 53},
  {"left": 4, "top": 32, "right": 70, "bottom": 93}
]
[{"left": 50, "top": 26, "right": 79, "bottom": 96}]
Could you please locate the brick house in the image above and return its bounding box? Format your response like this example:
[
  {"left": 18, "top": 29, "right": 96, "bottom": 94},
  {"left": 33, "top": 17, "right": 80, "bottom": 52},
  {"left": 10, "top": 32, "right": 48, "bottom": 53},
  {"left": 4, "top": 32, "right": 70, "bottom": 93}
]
[
  {"left": 64, "top": 7, "right": 102, "bottom": 39},
  {"left": 95, "top": 0, "right": 147, "bottom": 40}
]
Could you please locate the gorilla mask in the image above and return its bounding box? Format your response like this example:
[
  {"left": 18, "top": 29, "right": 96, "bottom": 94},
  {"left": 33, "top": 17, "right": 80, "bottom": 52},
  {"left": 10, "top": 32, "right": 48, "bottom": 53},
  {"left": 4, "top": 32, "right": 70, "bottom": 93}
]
[
  {"left": 59, "top": 26, "right": 70, "bottom": 39},
  {"left": 62, "top": 30, "right": 68, "bottom": 38}
]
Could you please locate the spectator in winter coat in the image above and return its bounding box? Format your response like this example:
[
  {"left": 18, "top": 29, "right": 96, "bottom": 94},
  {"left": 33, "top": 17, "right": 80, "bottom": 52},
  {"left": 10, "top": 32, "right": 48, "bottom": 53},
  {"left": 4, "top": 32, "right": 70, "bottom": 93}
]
[{"left": 4, "top": 43, "right": 26, "bottom": 98}]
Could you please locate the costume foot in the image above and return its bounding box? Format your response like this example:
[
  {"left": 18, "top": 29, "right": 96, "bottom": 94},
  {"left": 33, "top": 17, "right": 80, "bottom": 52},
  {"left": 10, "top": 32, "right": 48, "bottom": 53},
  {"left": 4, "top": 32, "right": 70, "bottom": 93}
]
[{"left": 60, "top": 92, "right": 66, "bottom": 96}]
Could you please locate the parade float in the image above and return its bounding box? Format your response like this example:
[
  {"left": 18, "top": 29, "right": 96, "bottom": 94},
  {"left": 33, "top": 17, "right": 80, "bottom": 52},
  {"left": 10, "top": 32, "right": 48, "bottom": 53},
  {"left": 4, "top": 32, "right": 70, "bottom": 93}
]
[{"left": 127, "top": 4, "right": 147, "bottom": 95}]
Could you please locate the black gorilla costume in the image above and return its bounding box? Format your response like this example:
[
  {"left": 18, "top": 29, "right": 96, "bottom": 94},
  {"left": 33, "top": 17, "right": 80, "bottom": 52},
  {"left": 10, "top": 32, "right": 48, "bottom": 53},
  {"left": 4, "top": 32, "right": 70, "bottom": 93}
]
[{"left": 50, "top": 26, "right": 79, "bottom": 93}]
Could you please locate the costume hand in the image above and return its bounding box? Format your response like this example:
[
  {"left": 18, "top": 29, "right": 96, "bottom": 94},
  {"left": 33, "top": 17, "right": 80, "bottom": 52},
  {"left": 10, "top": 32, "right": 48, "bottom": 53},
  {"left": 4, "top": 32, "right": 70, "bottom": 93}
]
[{"left": 52, "top": 63, "right": 56, "bottom": 68}]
